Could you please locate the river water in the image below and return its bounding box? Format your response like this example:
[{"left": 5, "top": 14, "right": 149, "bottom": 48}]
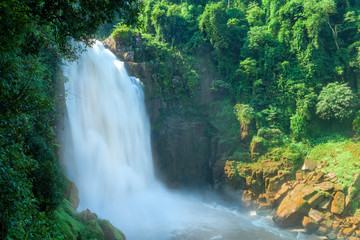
[{"left": 63, "top": 41, "right": 320, "bottom": 240}]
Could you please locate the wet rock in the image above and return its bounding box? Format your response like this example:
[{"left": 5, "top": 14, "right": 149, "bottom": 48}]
[
  {"left": 257, "top": 202, "right": 273, "bottom": 212},
  {"left": 273, "top": 197, "right": 310, "bottom": 227},
  {"left": 302, "top": 216, "right": 319, "bottom": 233},
  {"left": 331, "top": 192, "right": 345, "bottom": 215},
  {"left": 326, "top": 231, "right": 337, "bottom": 240},
  {"left": 273, "top": 184, "right": 318, "bottom": 227},
  {"left": 316, "top": 225, "right": 330, "bottom": 236},
  {"left": 242, "top": 190, "right": 254, "bottom": 207},
  {"left": 65, "top": 179, "right": 80, "bottom": 210}
]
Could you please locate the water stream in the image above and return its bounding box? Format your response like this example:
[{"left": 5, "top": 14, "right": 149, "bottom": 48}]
[{"left": 63, "top": 41, "right": 319, "bottom": 240}]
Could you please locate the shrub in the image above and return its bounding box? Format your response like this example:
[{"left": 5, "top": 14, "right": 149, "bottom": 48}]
[
  {"left": 234, "top": 104, "right": 255, "bottom": 125},
  {"left": 316, "top": 82, "right": 358, "bottom": 121}
]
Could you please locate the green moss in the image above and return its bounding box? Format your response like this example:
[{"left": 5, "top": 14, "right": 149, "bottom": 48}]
[{"left": 53, "top": 199, "right": 125, "bottom": 240}]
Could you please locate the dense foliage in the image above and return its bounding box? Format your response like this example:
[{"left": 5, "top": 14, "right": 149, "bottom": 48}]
[
  {"left": 0, "top": 1, "right": 140, "bottom": 239},
  {"left": 120, "top": 0, "right": 360, "bottom": 140},
  {"left": 111, "top": 0, "right": 360, "bottom": 178}
]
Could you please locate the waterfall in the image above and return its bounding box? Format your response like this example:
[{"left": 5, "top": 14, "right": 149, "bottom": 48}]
[
  {"left": 63, "top": 41, "right": 317, "bottom": 240},
  {"left": 63, "top": 41, "right": 169, "bottom": 238}
]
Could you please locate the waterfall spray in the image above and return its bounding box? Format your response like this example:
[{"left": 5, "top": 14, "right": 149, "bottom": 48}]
[{"left": 63, "top": 41, "right": 316, "bottom": 240}]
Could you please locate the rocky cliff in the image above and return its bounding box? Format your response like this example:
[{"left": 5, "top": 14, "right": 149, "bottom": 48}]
[{"left": 103, "top": 33, "right": 232, "bottom": 188}]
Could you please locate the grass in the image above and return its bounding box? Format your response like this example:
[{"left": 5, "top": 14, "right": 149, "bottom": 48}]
[{"left": 306, "top": 140, "right": 360, "bottom": 188}]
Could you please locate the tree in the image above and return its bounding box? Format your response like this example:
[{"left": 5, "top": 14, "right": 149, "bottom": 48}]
[
  {"left": 0, "top": 0, "right": 142, "bottom": 239},
  {"left": 316, "top": 82, "right": 358, "bottom": 120}
]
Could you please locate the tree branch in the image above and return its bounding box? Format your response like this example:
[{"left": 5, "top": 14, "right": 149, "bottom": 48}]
[{"left": 327, "top": 17, "right": 339, "bottom": 50}]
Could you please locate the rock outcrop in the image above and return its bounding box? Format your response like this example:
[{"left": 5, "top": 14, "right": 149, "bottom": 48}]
[
  {"left": 103, "top": 34, "right": 229, "bottom": 188},
  {"left": 230, "top": 159, "right": 360, "bottom": 239}
]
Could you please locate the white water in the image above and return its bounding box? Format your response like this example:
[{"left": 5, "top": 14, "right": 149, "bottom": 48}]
[{"left": 63, "top": 41, "right": 319, "bottom": 240}]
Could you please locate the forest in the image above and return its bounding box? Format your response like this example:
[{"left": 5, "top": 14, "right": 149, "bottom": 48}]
[{"left": 1, "top": 0, "right": 360, "bottom": 239}]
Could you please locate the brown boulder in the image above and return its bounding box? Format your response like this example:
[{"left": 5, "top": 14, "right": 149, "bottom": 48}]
[
  {"left": 312, "top": 171, "right": 325, "bottom": 184},
  {"left": 273, "top": 197, "right": 310, "bottom": 227},
  {"left": 274, "top": 184, "right": 291, "bottom": 206},
  {"left": 331, "top": 191, "right": 345, "bottom": 215},
  {"left": 344, "top": 172, "right": 360, "bottom": 215},
  {"left": 308, "top": 208, "right": 324, "bottom": 222},
  {"left": 302, "top": 216, "right": 319, "bottom": 233},
  {"left": 316, "top": 225, "right": 330, "bottom": 236},
  {"left": 319, "top": 197, "right": 332, "bottom": 210},
  {"left": 302, "top": 159, "right": 318, "bottom": 171},
  {"left": 272, "top": 184, "right": 317, "bottom": 227},
  {"left": 315, "top": 181, "right": 334, "bottom": 192},
  {"left": 242, "top": 190, "right": 254, "bottom": 207},
  {"left": 308, "top": 192, "right": 325, "bottom": 208},
  {"left": 326, "top": 231, "right": 337, "bottom": 240},
  {"left": 343, "top": 227, "right": 355, "bottom": 236}
]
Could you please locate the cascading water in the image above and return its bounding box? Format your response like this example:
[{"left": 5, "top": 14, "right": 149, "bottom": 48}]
[{"left": 63, "top": 41, "right": 319, "bottom": 240}]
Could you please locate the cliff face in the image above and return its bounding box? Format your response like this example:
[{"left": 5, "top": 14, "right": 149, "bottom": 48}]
[{"left": 103, "top": 35, "right": 230, "bottom": 188}]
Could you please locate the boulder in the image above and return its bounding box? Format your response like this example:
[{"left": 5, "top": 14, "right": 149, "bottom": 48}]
[
  {"left": 273, "top": 184, "right": 317, "bottom": 227},
  {"left": 302, "top": 216, "right": 319, "bottom": 233},
  {"left": 304, "top": 172, "right": 316, "bottom": 184},
  {"left": 308, "top": 192, "right": 325, "bottom": 208},
  {"left": 242, "top": 190, "right": 253, "bottom": 207},
  {"left": 315, "top": 181, "right": 334, "bottom": 192},
  {"left": 319, "top": 197, "right": 332, "bottom": 210},
  {"left": 343, "top": 227, "right": 355, "bottom": 237},
  {"left": 302, "top": 159, "right": 318, "bottom": 171},
  {"left": 273, "top": 197, "right": 310, "bottom": 227},
  {"left": 326, "top": 231, "right": 338, "bottom": 240},
  {"left": 316, "top": 225, "right": 330, "bottom": 236},
  {"left": 80, "top": 209, "right": 98, "bottom": 222},
  {"left": 65, "top": 179, "right": 80, "bottom": 210},
  {"left": 273, "top": 183, "right": 291, "bottom": 206},
  {"left": 331, "top": 191, "right": 345, "bottom": 215},
  {"left": 308, "top": 208, "right": 324, "bottom": 222},
  {"left": 344, "top": 172, "right": 360, "bottom": 215}
]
